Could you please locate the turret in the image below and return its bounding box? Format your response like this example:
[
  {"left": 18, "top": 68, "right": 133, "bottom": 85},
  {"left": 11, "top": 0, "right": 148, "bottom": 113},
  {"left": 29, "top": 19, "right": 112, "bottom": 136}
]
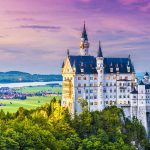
[
  {"left": 96, "top": 41, "right": 104, "bottom": 111},
  {"left": 144, "top": 72, "right": 149, "bottom": 84},
  {"left": 80, "top": 22, "right": 89, "bottom": 56},
  {"left": 96, "top": 41, "right": 103, "bottom": 69}
]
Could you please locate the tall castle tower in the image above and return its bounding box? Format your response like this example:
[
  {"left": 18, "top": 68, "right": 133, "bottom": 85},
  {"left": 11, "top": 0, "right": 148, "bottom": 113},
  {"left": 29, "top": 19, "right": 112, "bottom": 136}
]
[
  {"left": 80, "top": 22, "right": 89, "bottom": 56},
  {"left": 96, "top": 41, "right": 105, "bottom": 111}
]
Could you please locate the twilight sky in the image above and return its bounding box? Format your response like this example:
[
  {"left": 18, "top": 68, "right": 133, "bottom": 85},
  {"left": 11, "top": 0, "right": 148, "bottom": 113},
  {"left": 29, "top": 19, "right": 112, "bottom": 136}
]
[{"left": 0, "top": 0, "right": 150, "bottom": 74}]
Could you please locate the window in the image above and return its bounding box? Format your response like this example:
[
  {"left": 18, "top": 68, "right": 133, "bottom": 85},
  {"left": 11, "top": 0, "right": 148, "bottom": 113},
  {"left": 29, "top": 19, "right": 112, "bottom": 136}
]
[
  {"left": 105, "top": 101, "right": 108, "bottom": 104},
  {"left": 93, "top": 90, "right": 97, "bottom": 93},
  {"left": 84, "top": 84, "right": 86, "bottom": 87},
  {"left": 78, "top": 77, "right": 81, "bottom": 80},
  {"left": 86, "top": 96, "right": 88, "bottom": 99},
  {"left": 103, "top": 89, "right": 106, "bottom": 93},
  {"left": 106, "top": 76, "right": 110, "bottom": 80},
  {"left": 119, "top": 76, "right": 122, "bottom": 80},
  {"left": 110, "top": 89, "right": 112, "bottom": 93},
  {"left": 90, "top": 90, "right": 93, "bottom": 93},
  {"left": 119, "top": 95, "right": 122, "bottom": 98},
  {"left": 114, "top": 83, "right": 116, "bottom": 86},
  {"left": 110, "top": 83, "right": 112, "bottom": 86},
  {"left": 78, "top": 90, "right": 81, "bottom": 94},
  {"left": 128, "top": 83, "right": 130, "bottom": 86},
  {"left": 90, "top": 102, "right": 93, "bottom": 105},
  {"left": 94, "top": 95, "right": 97, "bottom": 99},
  {"left": 94, "top": 77, "right": 97, "bottom": 80},
  {"left": 78, "top": 83, "right": 81, "bottom": 87},
  {"left": 90, "top": 96, "right": 93, "bottom": 99},
  {"left": 86, "top": 90, "right": 88, "bottom": 93},
  {"left": 110, "top": 101, "right": 112, "bottom": 105},
  {"left": 94, "top": 102, "right": 98, "bottom": 105},
  {"left": 84, "top": 77, "right": 86, "bottom": 80},
  {"left": 94, "top": 83, "right": 97, "bottom": 87},
  {"left": 106, "top": 83, "right": 108, "bottom": 86},
  {"left": 90, "top": 77, "right": 93, "bottom": 80},
  {"left": 113, "top": 75, "right": 116, "bottom": 80}
]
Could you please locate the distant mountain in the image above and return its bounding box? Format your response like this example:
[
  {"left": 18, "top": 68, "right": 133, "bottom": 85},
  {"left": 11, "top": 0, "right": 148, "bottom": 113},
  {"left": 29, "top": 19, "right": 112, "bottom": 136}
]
[{"left": 0, "top": 71, "right": 62, "bottom": 83}]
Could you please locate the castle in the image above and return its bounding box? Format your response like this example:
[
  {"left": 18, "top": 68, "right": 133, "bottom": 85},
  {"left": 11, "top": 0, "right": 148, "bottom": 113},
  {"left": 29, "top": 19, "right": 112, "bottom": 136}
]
[{"left": 61, "top": 23, "right": 150, "bottom": 133}]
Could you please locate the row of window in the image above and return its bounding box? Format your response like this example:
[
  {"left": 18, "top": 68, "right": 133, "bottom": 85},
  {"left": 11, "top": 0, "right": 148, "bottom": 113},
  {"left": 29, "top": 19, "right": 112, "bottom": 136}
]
[
  {"left": 78, "top": 89, "right": 97, "bottom": 94},
  {"left": 146, "top": 90, "right": 150, "bottom": 93},
  {"left": 77, "top": 82, "right": 131, "bottom": 87},
  {"left": 78, "top": 76, "right": 97, "bottom": 80},
  {"left": 78, "top": 83, "right": 97, "bottom": 87},
  {"left": 105, "top": 95, "right": 130, "bottom": 99},
  {"left": 86, "top": 96, "right": 97, "bottom": 99},
  {"left": 105, "top": 82, "right": 131, "bottom": 87},
  {"left": 106, "top": 75, "right": 129, "bottom": 80},
  {"left": 64, "top": 77, "right": 72, "bottom": 81}
]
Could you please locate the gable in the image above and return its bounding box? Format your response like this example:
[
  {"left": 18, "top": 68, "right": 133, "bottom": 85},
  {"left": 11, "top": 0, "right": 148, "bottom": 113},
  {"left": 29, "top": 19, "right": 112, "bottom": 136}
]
[{"left": 62, "top": 57, "right": 74, "bottom": 74}]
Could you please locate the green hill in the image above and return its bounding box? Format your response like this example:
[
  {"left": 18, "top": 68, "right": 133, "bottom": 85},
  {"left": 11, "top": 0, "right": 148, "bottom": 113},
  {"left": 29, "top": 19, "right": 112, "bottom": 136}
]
[{"left": 0, "top": 71, "right": 62, "bottom": 83}]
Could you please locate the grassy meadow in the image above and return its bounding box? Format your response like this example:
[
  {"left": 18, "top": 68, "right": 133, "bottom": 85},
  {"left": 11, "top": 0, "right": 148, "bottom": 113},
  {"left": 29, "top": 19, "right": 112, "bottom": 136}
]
[
  {"left": 15, "top": 85, "right": 62, "bottom": 94},
  {"left": 0, "top": 96, "right": 61, "bottom": 113}
]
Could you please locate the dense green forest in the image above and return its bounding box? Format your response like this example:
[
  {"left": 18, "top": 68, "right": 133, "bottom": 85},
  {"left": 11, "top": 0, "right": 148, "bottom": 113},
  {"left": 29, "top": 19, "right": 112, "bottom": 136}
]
[
  {"left": 0, "top": 98, "right": 149, "bottom": 150},
  {"left": 0, "top": 71, "right": 62, "bottom": 83}
]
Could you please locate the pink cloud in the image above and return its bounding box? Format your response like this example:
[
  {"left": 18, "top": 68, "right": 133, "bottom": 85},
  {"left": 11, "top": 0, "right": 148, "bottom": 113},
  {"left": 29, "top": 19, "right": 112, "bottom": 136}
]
[
  {"left": 119, "top": 0, "right": 141, "bottom": 5},
  {"left": 139, "top": 2, "right": 150, "bottom": 12}
]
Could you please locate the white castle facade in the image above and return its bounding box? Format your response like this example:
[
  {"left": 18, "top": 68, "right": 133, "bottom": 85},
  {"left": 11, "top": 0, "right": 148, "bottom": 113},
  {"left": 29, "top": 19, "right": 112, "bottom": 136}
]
[{"left": 61, "top": 23, "right": 150, "bottom": 133}]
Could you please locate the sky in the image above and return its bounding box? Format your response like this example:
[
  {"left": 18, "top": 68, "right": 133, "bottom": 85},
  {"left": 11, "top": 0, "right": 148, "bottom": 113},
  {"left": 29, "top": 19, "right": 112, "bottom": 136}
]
[{"left": 0, "top": 0, "right": 150, "bottom": 74}]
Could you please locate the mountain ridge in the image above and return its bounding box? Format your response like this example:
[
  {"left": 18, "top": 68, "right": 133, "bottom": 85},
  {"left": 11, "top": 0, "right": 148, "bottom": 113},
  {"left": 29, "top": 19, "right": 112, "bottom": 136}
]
[{"left": 0, "top": 71, "right": 62, "bottom": 83}]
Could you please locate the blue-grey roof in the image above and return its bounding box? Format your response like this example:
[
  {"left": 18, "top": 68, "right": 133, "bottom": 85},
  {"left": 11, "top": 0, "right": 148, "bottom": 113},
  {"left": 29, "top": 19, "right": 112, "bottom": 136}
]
[
  {"left": 68, "top": 55, "right": 135, "bottom": 74},
  {"left": 145, "top": 72, "right": 149, "bottom": 76},
  {"left": 139, "top": 80, "right": 145, "bottom": 85},
  {"left": 97, "top": 41, "right": 103, "bottom": 57},
  {"left": 145, "top": 84, "right": 150, "bottom": 89},
  {"left": 104, "top": 58, "right": 135, "bottom": 74},
  {"left": 131, "top": 88, "right": 138, "bottom": 94},
  {"left": 69, "top": 56, "right": 97, "bottom": 74}
]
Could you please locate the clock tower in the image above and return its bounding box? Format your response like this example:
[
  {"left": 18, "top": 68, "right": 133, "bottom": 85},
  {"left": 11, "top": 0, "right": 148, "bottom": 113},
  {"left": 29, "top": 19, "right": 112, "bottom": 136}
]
[{"left": 80, "top": 22, "right": 89, "bottom": 56}]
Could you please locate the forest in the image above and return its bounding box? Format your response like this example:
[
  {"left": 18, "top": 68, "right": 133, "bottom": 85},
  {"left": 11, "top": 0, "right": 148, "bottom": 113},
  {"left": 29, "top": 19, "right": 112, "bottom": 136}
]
[{"left": 0, "top": 98, "right": 150, "bottom": 150}]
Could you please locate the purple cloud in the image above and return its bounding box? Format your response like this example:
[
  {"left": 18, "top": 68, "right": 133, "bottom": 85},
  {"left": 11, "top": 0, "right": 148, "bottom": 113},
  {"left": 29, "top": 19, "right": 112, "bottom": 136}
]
[{"left": 19, "top": 25, "right": 61, "bottom": 31}]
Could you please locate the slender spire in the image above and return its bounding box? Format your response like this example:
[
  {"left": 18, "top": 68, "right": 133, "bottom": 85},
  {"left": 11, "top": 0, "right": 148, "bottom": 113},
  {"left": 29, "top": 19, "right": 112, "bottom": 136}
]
[
  {"left": 97, "top": 41, "right": 103, "bottom": 57},
  {"left": 145, "top": 72, "right": 149, "bottom": 76},
  {"left": 62, "top": 61, "right": 64, "bottom": 68},
  {"left": 81, "top": 21, "right": 88, "bottom": 41},
  {"left": 128, "top": 54, "right": 131, "bottom": 60},
  {"left": 67, "top": 49, "right": 70, "bottom": 56}
]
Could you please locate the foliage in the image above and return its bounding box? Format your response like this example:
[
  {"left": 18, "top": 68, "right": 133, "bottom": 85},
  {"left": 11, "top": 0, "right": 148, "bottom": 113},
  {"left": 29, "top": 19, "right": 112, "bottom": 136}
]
[{"left": 0, "top": 98, "right": 149, "bottom": 150}]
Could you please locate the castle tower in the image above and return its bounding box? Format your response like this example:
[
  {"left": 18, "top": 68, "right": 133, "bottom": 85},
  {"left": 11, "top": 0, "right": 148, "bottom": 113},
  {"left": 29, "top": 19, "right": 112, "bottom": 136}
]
[
  {"left": 137, "top": 80, "right": 148, "bottom": 132},
  {"left": 144, "top": 72, "right": 149, "bottom": 84},
  {"left": 80, "top": 22, "right": 89, "bottom": 56},
  {"left": 96, "top": 41, "right": 104, "bottom": 111}
]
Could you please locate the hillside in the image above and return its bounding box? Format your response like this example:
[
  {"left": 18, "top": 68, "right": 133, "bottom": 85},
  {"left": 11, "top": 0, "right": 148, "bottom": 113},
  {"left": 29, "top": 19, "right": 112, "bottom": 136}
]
[{"left": 0, "top": 71, "right": 62, "bottom": 83}]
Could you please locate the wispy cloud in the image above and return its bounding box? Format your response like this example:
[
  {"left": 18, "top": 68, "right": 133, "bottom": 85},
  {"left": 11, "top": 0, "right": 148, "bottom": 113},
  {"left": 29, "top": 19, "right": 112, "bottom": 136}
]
[{"left": 19, "top": 25, "right": 61, "bottom": 32}]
